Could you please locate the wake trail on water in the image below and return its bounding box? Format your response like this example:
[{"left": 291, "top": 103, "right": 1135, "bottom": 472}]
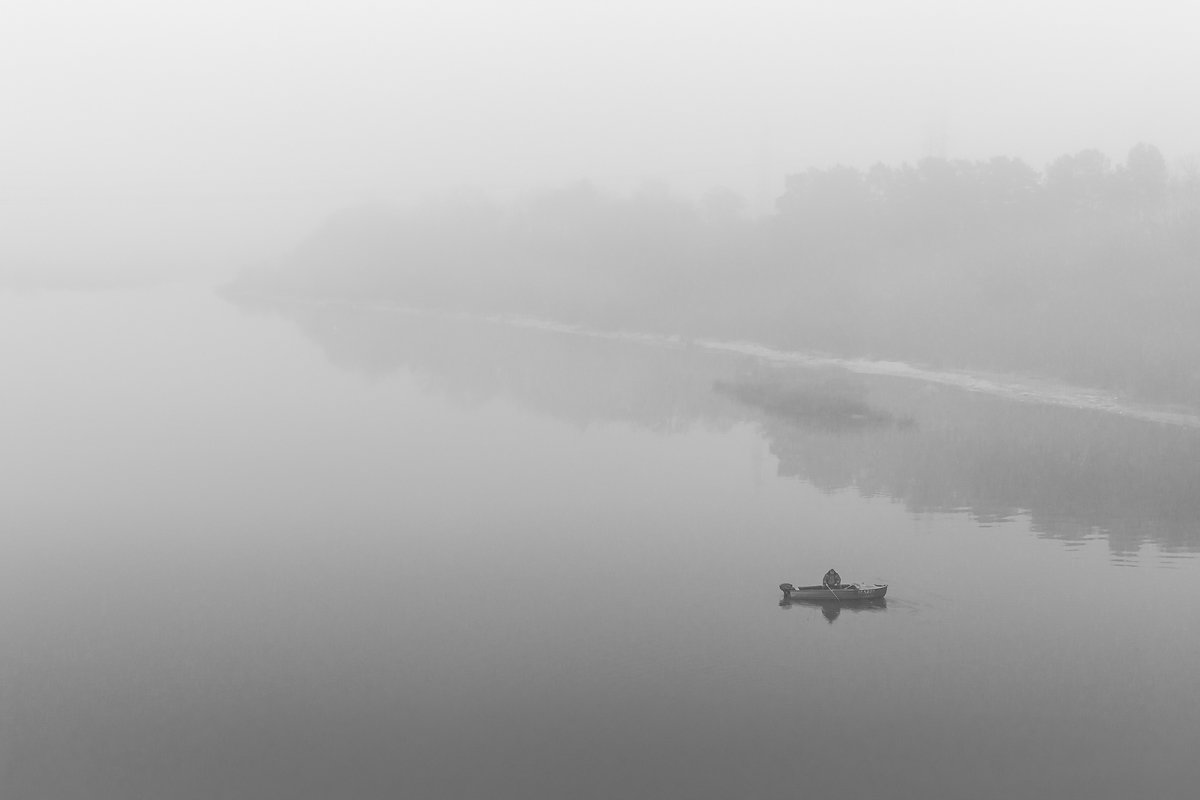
[
  {"left": 482, "top": 313, "right": 1200, "bottom": 430},
  {"left": 266, "top": 296, "right": 1200, "bottom": 430}
]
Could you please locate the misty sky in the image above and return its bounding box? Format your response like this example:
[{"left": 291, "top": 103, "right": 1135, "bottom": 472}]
[{"left": 4, "top": 0, "right": 1197, "bottom": 278}]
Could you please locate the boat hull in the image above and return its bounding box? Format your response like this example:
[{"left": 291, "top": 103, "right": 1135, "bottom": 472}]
[{"left": 779, "top": 583, "right": 887, "bottom": 601}]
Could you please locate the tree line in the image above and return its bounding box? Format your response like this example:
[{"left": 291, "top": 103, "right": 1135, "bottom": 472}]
[{"left": 231, "top": 144, "right": 1200, "bottom": 404}]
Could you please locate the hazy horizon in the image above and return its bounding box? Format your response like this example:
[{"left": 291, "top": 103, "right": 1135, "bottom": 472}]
[
  {"left": 8, "top": 6, "right": 1200, "bottom": 792},
  {"left": 6, "top": 1, "right": 1200, "bottom": 284}
]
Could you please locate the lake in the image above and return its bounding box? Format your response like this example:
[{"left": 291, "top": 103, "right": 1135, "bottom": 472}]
[{"left": 3, "top": 285, "right": 1199, "bottom": 799}]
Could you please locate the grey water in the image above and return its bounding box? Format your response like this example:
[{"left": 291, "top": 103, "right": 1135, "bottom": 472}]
[{"left": 4, "top": 285, "right": 1199, "bottom": 799}]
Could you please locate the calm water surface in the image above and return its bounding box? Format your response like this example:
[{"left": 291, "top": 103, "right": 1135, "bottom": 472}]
[{"left": 3, "top": 286, "right": 1199, "bottom": 799}]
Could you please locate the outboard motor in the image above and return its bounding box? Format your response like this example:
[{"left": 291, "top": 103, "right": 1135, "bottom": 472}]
[{"left": 779, "top": 583, "right": 794, "bottom": 597}]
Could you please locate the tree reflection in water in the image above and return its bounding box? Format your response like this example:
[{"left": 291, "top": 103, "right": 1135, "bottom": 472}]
[{"left": 231, "top": 296, "right": 1200, "bottom": 556}]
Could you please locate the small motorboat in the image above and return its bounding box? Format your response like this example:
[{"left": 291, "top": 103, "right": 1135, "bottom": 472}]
[{"left": 779, "top": 582, "right": 887, "bottom": 601}]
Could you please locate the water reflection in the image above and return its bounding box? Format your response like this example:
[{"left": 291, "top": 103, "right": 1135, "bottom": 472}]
[
  {"left": 779, "top": 597, "right": 888, "bottom": 623},
  {"left": 713, "top": 376, "right": 909, "bottom": 432},
  {"left": 762, "top": 389, "right": 1200, "bottom": 554},
  {"left": 232, "top": 297, "right": 1200, "bottom": 554}
]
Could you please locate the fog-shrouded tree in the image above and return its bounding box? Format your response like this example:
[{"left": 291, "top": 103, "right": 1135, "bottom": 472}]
[
  {"left": 1124, "top": 142, "right": 1169, "bottom": 206},
  {"left": 229, "top": 143, "right": 1200, "bottom": 404}
]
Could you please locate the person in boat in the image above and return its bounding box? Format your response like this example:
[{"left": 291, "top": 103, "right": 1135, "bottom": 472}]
[{"left": 823, "top": 568, "right": 842, "bottom": 589}]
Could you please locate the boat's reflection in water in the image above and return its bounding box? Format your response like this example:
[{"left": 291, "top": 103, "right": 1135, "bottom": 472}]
[{"left": 779, "top": 597, "right": 888, "bottom": 623}]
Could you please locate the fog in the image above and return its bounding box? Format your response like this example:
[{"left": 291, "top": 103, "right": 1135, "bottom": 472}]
[
  {"left": 6, "top": 0, "right": 1200, "bottom": 286},
  {"left": 9, "top": 4, "right": 1200, "bottom": 797},
  {"left": 7, "top": 286, "right": 1200, "bottom": 798},
  {"left": 228, "top": 149, "right": 1200, "bottom": 405}
]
